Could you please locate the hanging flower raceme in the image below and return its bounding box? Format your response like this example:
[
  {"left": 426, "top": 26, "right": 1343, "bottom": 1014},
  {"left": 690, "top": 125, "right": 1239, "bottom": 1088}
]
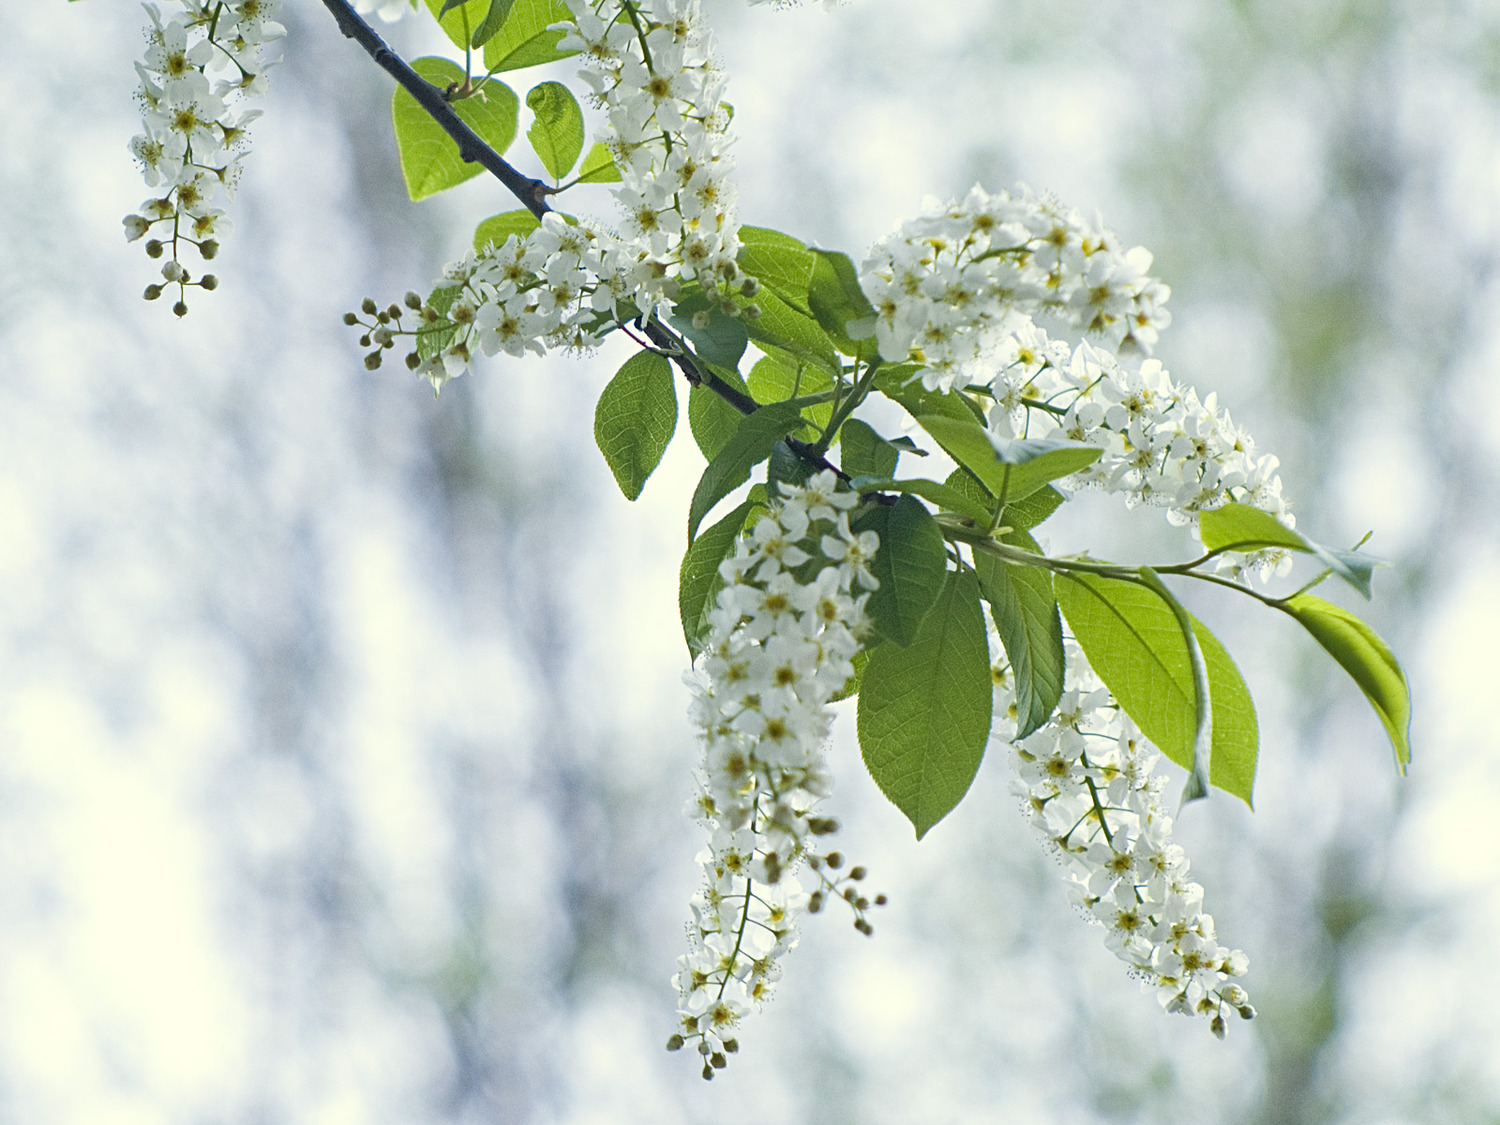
[
  {"left": 123, "top": 0, "right": 283, "bottom": 315},
  {"left": 671, "top": 472, "right": 883, "bottom": 1077},
  {"left": 993, "top": 644, "right": 1255, "bottom": 1037}
]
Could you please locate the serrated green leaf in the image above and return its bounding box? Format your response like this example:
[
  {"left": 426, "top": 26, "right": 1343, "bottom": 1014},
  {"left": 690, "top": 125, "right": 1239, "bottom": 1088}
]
[
  {"left": 829, "top": 647, "right": 870, "bottom": 703},
  {"left": 1007, "top": 484, "right": 1066, "bottom": 532},
  {"left": 593, "top": 351, "right": 676, "bottom": 501},
  {"left": 766, "top": 440, "right": 815, "bottom": 495},
  {"left": 470, "top": 0, "right": 515, "bottom": 47},
  {"left": 1056, "top": 572, "right": 1258, "bottom": 805},
  {"left": 856, "top": 477, "right": 991, "bottom": 525},
  {"left": 688, "top": 401, "right": 804, "bottom": 541},
  {"left": 679, "top": 496, "right": 759, "bottom": 655},
  {"left": 841, "top": 419, "right": 900, "bottom": 481},
  {"left": 858, "top": 569, "right": 993, "bottom": 838},
  {"left": 688, "top": 367, "right": 751, "bottom": 461},
  {"left": 525, "top": 80, "right": 584, "bottom": 180},
  {"left": 851, "top": 495, "right": 948, "bottom": 646},
  {"left": 875, "top": 366, "right": 986, "bottom": 426},
  {"left": 482, "top": 0, "right": 575, "bottom": 71},
  {"left": 807, "top": 248, "right": 879, "bottom": 359},
  {"left": 472, "top": 208, "right": 541, "bottom": 252},
  {"left": 1200, "top": 502, "right": 1382, "bottom": 599},
  {"left": 737, "top": 226, "right": 817, "bottom": 303},
  {"left": 392, "top": 58, "right": 519, "bottom": 200},
  {"left": 1280, "top": 594, "right": 1411, "bottom": 772},
  {"left": 575, "top": 142, "right": 622, "bottom": 184},
  {"left": 975, "top": 533, "right": 1065, "bottom": 739},
  {"left": 416, "top": 284, "right": 460, "bottom": 360},
  {"left": 747, "top": 354, "right": 833, "bottom": 430},
  {"left": 668, "top": 297, "right": 748, "bottom": 371},
  {"left": 741, "top": 287, "right": 841, "bottom": 374},
  {"left": 917, "top": 414, "right": 1100, "bottom": 501}
]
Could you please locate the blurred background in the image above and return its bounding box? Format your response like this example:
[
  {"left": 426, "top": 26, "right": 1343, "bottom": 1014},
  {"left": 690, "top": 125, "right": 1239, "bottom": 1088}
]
[{"left": 2, "top": 0, "right": 1498, "bottom": 1121}]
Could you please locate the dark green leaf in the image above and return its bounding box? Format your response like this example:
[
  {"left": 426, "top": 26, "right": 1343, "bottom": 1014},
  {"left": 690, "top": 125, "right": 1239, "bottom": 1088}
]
[
  {"left": 1055, "top": 572, "right": 1258, "bottom": 805},
  {"left": 669, "top": 297, "right": 748, "bottom": 370},
  {"left": 767, "top": 440, "right": 815, "bottom": 495},
  {"left": 975, "top": 533, "right": 1065, "bottom": 739},
  {"left": 593, "top": 351, "right": 676, "bottom": 501},
  {"left": 525, "top": 80, "right": 584, "bottom": 180},
  {"left": 840, "top": 419, "right": 900, "bottom": 481},
  {"left": 829, "top": 647, "right": 870, "bottom": 703},
  {"left": 856, "top": 477, "right": 991, "bottom": 525},
  {"left": 1007, "top": 485, "right": 1066, "bottom": 532},
  {"left": 1280, "top": 594, "right": 1411, "bottom": 772},
  {"left": 472, "top": 208, "right": 540, "bottom": 252},
  {"left": 392, "top": 58, "right": 518, "bottom": 200},
  {"left": 688, "top": 367, "right": 751, "bottom": 461},
  {"left": 687, "top": 401, "right": 804, "bottom": 541},
  {"left": 679, "top": 496, "right": 759, "bottom": 655},
  {"left": 807, "top": 248, "right": 879, "bottom": 359},
  {"left": 741, "top": 288, "right": 841, "bottom": 374},
  {"left": 858, "top": 569, "right": 993, "bottom": 838},
  {"left": 851, "top": 495, "right": 948, "bottom": 646},
  {"left": 916, "top": 414, "right": 1100, "bottom": 501},
  {"left": 875, "top": 365, "right": 986, "bottom": 426},
  {"left": 482, "top": 0, "right": 575, "bottom": 72}
]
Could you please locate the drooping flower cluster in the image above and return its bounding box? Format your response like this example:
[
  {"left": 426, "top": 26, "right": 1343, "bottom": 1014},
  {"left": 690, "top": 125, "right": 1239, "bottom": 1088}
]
[
  {"left": 672, "top": 472, "right": 881, "bottom": 1077},
  {"left": 860, "top": 183, "right": 1173, "bottom": 392},
  {"left": 994, "top": 644, "right": 1256, "bottom": 1037},
  {"left": 123, "top": 0, "right": 283, "bottom": 315}
]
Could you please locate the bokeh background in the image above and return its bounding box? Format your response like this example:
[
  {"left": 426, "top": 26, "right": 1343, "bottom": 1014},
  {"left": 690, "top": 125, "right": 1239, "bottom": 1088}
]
[{"left": 3, "top": 0, "right": 1498, "bottom": 1121}]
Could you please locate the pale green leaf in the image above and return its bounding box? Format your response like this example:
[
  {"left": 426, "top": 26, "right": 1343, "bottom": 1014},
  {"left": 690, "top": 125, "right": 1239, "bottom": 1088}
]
[
  {"left": 975, "top": 533, "right": 1065, "bottom": 739},
  {"left": 482, "top": 0, "right": 576, "bottom": 72},
  {"left": 916, "top": 414, "right": 1100, "bottom": 501},
  {"left": 688, "top": 367, "right": 752, "bottom": 461},
  {"left": 575, "top": 142, "right": 622, "bottom": 183},
  {"left": 392, "top": 58, "right": 518, "bottom": 201},
  {"left": 525, "top": 80, "right": 584, "bottom": 181},
  {"left": 472, "top": 208, "right": 540, "bottom": 251}
]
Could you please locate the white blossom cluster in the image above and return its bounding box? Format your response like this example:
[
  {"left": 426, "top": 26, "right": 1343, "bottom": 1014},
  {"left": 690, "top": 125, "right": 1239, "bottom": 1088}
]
[
  {"left": 123, "top": 0, "right": 283, "bottom": 315},
  {"left": 994, "top": 644, "right": 1256, "bottom": 1038},
  {"left": 672, "top": 472, "right": 879, "bottom": 1077},
  {"left": 860, "top": 183, "right": 1173, "bottom": 393}
]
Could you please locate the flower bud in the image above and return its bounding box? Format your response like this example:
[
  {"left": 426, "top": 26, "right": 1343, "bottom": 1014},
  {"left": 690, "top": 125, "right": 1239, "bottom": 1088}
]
[
  {"left": 199, "top": 239, "right": 219, "bottom": 260},
  {"left": 200, "top": 275, "right": 218, "bottom": 291},
  {"left": 361, "top": 297, "right": 378, "bottom": 315},
  {"left": 665, "top": 1034, "right": 685, "bottom": 1051},
  {"left": 405, "top": 352, "right": 421, "bottom": 370},
  {"left": 405, "top": 291, "right": 423, "bottom": 310},
  {"left": 123, "top": 215, "right": 150, "bottom": 242},
  {"left": 143, "top": 284, "right": 163, "bottom": 301},
  {"left": 172, "top": 300, "right": 188, "bottom": 317},
  {"left": 691, "top": 310, "right": 711, "bottom": 330},
  {"left": 364, "top": 351, "right": 382, "bottom": 370},
  {"left": 344, "top": 312, "right": 359, "bottom": 326},
  {"left": 825, "top": 851, "right": 843, "bottom": 869},
  {"left": 849, "top": 866, "right": 867, "bottom": 881},
  {"left": 145, "top": 239, "right": 164, "bottom": 259}
]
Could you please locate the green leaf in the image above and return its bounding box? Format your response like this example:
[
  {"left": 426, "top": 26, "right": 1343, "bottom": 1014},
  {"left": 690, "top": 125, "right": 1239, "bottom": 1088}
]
[
  {"left": 575, "top": 142, "right": 622, "bottom": 184},
  {"left": 687, "top": 401, "right": 804, "bottom": 541},
  {"left": 392, "top": 58, "right": 519, "bottom": 201},
  {"left": 737, "top": 226, "right": 817, "bottom": 303},
  {"left": 1200, "top": 502, "right": 1382, "bottom": 599},
  {"left": 851, "top": 495, "right": 948, "bottom": 646},
  {"left": 807, "top": 248, "right": 879, "bottom": 359},
  {"left": 669, "top": 298, "right": 748, "bottom": 371},
  {"left": 858, "top": 569, "right": 993, "bottom": 838},
  {"left": 1280, "top": 594, "right": 1411, "bottom": 773},
  {"left": 875, "top": 365, "right": 986, "bottom": 426},
  {"left": 1007, "top": 485, "right": 1066, "bottom": 532},
  {"left": 916, "top": 414, "right": 1100, "bottom": 501},
  {"left": 766, "top": 440, "right": 815, "bottom": 495},
  {"left": 840, "top": 419, "right": 900, "bottom": 481},
  {"left": 975, "top": 533, "right": 1065, "bottom": 739},
  {"left": 416, "top": 283, "right": 460, "bottom": 360},
  {"left": 593, "top": 351, "right": 676, "bottom": 501},
  {"left": 470, "top": 0, "right": 515, "bottom": 47},
  {"left": 855, "top": 477, "right": 991, "bottom": 526},
  {"left": 829, "top": 647, "right": 870, "bottom": 703},
  {"left": 741, "top": 288, "right": 841, "bottom": 374},
  {"left": 525, "top": 81, "right": 584, "bottom": 181},
  {"left": 679, "top": 495, "right": 759, "bottom": 655},
  {"left": 688, "top": 367, "right": 751, "bottom": 461},
  {"left": 1055, "top": 572, "right": 1258, "bottom": 805},
  {"left": 472, "top": 208, "right": 540, "bottom": 252},
  {"left": 425, "top": 0, "right": 484, "bottom": 50},
  {"left": 747, "top": 354, "right": 833, "bottom": 430},
  {"left": 482, "top": 0, "right": 576, "bottom": 72},
  {"left": 1136, "top": 566, "right": 1213, "bottom": 803}
]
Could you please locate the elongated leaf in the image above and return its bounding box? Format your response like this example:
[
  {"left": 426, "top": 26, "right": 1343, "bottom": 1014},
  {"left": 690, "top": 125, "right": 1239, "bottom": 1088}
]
[
  {"left": 858, "top": 569, "right": 993, "bottom": 838},
  {"left": 917, "top": 414, "right": 1100, "bottom": 501},
  {"left": 594, "top": 351, "right": 676, "bottom": 501},
  {"left": 688, "top": 401, "right": 804, "bottom": 541},
  {"left": 1137, "top": 566, "right": 1213, "bottom": 803},
  {"left": 1056, "top": 572, "right": 1258, "bottom": 805},
  {"left": 1281, "top": 594, "right": 1411, "bottom": 772},
  {"left": 747, "top": 354, "right": 833, "bottom": 430},
  {"left": 741, "top": 287, "right": 841, "bottom": 374},
  {"left": 851, "top": 495, "right": 948, "bottom": 646},
  {"left": 856, "top": 477, "right": 991, "bottom": 525},
  {"left": 679, "top": 496, "right": 758, "bottom": 655},
  {"left": 472, "top": 208, "right": 540, "bottom": 251},
  {"left": 392, "top": 58, "right": 519, "bottom": 200},
  {"left": 425, "top": 0, "right": 484, "bottom": 49},
  {"left": 737, "top": 226, "right": 817, "bottom": 303},
  {"left": 975, "top": 533, "right": 1065, "bottom": 739},
  {"left": 840, "top": 419, "right": 899, "bottom": 482},
  {"left": 575, "top": 142, "right": 622, "bottom": 184},
  {"left": 1200, "top": 502, "right": 1382, "bottom": 599},
  {"left": 688, "top": 367, "right": 751, "bottom": 461},
  {"left": 525, "top": 80, "right": 584, "bottom": 181},
  {"left": 807, "top": 248, "right": 879, "bottom": 359},
  {"left": 942, "top": 465, "right": 1064, "bottom": 533},
  {"left": 470, "top": 0, "right": 514, "bottom": 47},
  {"left": 482, "top": 0, "right": 575, "bottom": 72},
  {"left": 874, "top": 365, "right": 985, "bottom": 426}
]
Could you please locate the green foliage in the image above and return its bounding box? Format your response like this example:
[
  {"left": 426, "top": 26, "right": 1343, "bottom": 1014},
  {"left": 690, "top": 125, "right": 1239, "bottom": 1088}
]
[
  {"left": 1055, "top": 572, "right": 1258, "bottom": 806},
  {"left": 472, "top": 208, "right": 540, "bottom": 251},
  {"left": 425, "top": 0, "right": 485, "bottom": 50},
  {"left": 916, "top": 415, "right": 1101, "bottom": 502},
  {"left": 874, "top": 366, "right": 986, "bottom": 426},
  {"left": 741, "top": 289, "right": 841, "bottom": 375},
  {"left": 469, "top": 0, "right": 514, "bottom": 48},
  {"left": 669, "top": 298, "right": 749, "bottom": 370},
  {"left": 482, "top": 0, "right": 576, "bottom": 72},
  {"left": 392, "top": 58, "right": 518, "bottom": 200},
  {"left": 806, "top": 248, "right": 879, "bottom": 360},
  {"left": 738, "top": 227, "right": 817, "bottom": 302},
  {"left": 688, "top": 367, "right": 752, "bottom": 461},
  {"left": 574, "top": 142, "right": 622, "bottom": 184},
  {"left": 858, "top": 568, "right": 993, "bottom": 839},
  {"left": 747, "top": 354, "right": 833, "bottom": 431},
  {"left": 688, "top": 401, "right": 805, "bottom": 541},
  {"left": 1005, "top": 484, "right": 1066, "bottom": 533},
  {"left": 594, "top": 351, "right": 677, "bottom": 501},
  {"left": 1200, "top": 502, "right": 1381, "bottom": 599},
  {"left": 850, "top": 496, "right": 948, "bottom": 646},
  {"left": 975, "top": 534, "right": 1065, "bottom": 740},
  {"left": 416, "top": 284, "right": 460, "bottom": 360},
  {"left": 679, "top": 495, "right": 761, "bottom": 655},
  {"left": 856, "top": 477, "right": 991, "bottom": 525},
  {"left": 839, "top": 419, "right": 900, "bottom": 482},
  {"left": 525, "top": 81, "right": 585, "bottom": 181},
  {"left": 1280, "top": 594, "right": 1411, "bottom": 772}
]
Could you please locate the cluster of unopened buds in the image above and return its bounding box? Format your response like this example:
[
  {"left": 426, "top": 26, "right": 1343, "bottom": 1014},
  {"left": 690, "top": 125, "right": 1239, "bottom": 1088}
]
[
  {"left": 122, "top": 0, "right": 282, "bottom": 315},
  {"left": 671, "top": 472, "right": 885, "bottom": 1077}
]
